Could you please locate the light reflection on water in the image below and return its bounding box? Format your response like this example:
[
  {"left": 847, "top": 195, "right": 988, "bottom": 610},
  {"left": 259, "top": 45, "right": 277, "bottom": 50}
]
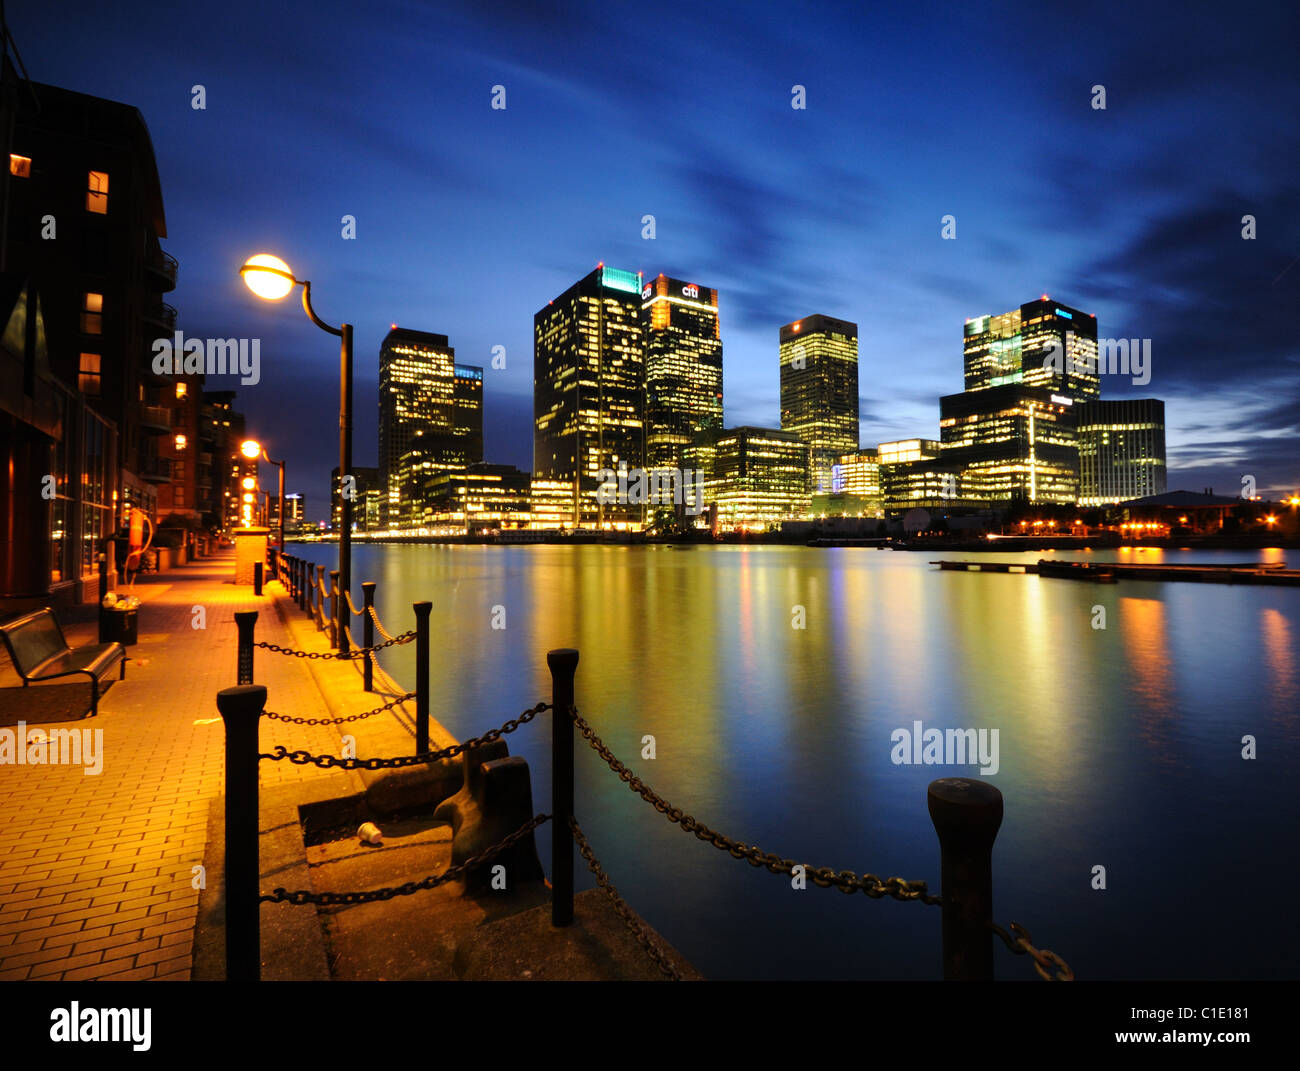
[{"left": 291, "top": 543, "right": 1300, "bottom": 979}]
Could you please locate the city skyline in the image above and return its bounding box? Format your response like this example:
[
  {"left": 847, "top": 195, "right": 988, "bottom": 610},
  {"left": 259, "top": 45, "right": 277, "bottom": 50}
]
[{"left": 9, "top": 0, "right": 1297, "bottom": 520}]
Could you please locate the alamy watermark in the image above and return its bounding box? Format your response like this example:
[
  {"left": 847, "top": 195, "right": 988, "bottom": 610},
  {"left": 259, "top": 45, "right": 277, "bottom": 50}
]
[
  {"left": 1042, "top": 332, "right": 1151, "bottom": 386},
  {"left": 890, "top": 719, "right": 999, "bottom": 776},
  {"left": 151, "top": 331, "right": 261, "bottom": 385},
  {"left": 0, "top": 722, "right": 103, "bottom": 775},
  {"left": 596, "top": 464, "right": 706, "bottom": 515}
]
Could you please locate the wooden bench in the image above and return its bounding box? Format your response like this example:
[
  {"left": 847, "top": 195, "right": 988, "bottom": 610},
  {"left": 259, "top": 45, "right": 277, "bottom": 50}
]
[{"left": 0, "top": 608, "right": 127, "bottom": 718}]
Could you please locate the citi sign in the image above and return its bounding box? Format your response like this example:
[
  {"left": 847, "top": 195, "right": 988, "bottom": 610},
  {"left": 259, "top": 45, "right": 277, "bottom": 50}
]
[{"left": 681, "top": 284, "right": 699, "bottom": 298}]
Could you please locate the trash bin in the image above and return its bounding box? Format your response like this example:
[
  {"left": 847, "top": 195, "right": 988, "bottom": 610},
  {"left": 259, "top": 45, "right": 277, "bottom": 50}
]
[{"left": 99, "top": 594, "right": 140, "bottom": 646}]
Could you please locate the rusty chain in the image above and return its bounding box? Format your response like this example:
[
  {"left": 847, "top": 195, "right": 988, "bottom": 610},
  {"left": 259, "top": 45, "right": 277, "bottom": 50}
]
[
  {"left": 569, "top": 706, "right": 938, "bottom": 902},
  {"left": 258, "top": 701, "right": 551, "bottom": 769},
  {"left": 263, "top": 691, "right": 416, "bottom": 726},
  {"left": 570, "top": 816, "right": 682, "bottom": 981},
  {"left": 253, "top": 631, "right": 414, "bottom": 660},
  {"left": 367, "top": 604, "right": 398, "bottom": 643},
  {"left": 990, "top": 921, "right": 1074, "bottom": 981},
  {"left": 259, "top": 814, "right": 550, "bottom": 905}
]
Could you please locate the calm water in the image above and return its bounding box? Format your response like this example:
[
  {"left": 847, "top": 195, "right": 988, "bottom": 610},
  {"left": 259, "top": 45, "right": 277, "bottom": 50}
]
[{"left": 291, "top": 543, "right": 1300, "bottom": 980}]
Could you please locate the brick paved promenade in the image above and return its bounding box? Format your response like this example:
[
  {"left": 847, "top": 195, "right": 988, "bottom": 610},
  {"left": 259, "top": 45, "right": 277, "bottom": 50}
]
[{"left": 0, "top": 551, "right": 413, "bottom": 981}]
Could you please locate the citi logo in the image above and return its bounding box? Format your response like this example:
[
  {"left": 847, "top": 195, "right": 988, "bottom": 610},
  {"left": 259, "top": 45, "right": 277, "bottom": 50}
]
[
  {"left": 681, "top": 284, "right": 699, "bottom": 298},
  {"left": 50, "top": 1002, "right": 151, "bottom": 1051}
]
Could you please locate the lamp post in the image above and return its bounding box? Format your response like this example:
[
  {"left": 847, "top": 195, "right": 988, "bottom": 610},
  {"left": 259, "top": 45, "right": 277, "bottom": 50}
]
[
  {"left": 240, "top": 254, "right": 352, "bottom": 654},
  {"left": 241, "top": 439, "right": 285, "bottom": 555}
]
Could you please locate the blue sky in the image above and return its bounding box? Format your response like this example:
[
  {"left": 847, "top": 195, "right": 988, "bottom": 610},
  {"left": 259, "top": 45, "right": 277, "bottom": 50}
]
[{"left": 15, "top": 0, "right": 1300, "bottom": 517}]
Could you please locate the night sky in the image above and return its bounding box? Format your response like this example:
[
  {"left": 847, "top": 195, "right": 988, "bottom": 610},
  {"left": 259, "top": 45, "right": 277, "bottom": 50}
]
[{"left": 15, "top": 1, "right": 1300, "bottom": 519}]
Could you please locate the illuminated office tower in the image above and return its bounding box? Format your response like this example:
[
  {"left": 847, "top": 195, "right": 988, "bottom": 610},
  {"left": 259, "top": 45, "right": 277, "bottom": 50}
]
[
  {"left": 641, "top": 274, "right": 723, "bottom": 473},
  {"left": 378, "top": 327, "right": 482, "bottom": 526},
  {"left": 532, "top": 265, "right": 645, "bottom": 529},
  {"left": 825, "top": 448, "right": 883, "bottom": 516},
  {"left": 689, "top": 426, "right": 809, "bottom": 531},
  {"left": 939, "top": 386, "right": 1079, "bottom": 505},
  {"left": 1076, "top": 399, "right": 1166, "bottom": 506},
  {"left": 876, "top": 439, "right": 962, "bottom": 511},
  {"left": 779, "top": 315, "right": 859, "bottom": 494},
  {"left": 963, "top": 297, "right": 1099, "bottom": 402}
]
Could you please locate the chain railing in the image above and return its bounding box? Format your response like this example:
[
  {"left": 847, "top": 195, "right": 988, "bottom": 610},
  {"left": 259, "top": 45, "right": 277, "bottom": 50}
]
[{"left": 217, "top": 614, "right": 1073, "bottom": 984}]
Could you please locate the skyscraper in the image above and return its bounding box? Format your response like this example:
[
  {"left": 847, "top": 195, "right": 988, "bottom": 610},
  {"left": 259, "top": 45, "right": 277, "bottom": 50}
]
[
  {"left": 963, "top": 297, "right": 1099, "bottom": 402},
  {"left": 641, "top": 274, "right": 722, "bottom": 474},
  {"left": 942, "top": 297, "right": 1097, "bottom": 506},
  {"left": 1076, "top": 399, "right": 1167, "bottom": 506},
  {"left": 378, "top": 327, "right": 482, "bottom": 526},
  {"left": 532, "top": 265, "right": 645, "bottom": 529},
  {"left": 779, "top": 315, "right": 858, "bottom": 494}
]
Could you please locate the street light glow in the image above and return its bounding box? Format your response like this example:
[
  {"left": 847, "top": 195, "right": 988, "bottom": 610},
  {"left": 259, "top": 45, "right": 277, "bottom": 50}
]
[
  {"left": 240, "top": 439, "right": 262, "bottom": 459},
  {"left": 240, "top": 254, "right": 295, "bottom": 300}
]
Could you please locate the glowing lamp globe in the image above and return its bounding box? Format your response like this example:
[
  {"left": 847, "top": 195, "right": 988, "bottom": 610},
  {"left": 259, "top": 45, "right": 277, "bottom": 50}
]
[
  {"left": 240, "top": 439, "right": 262, "bottom": 460},
  {"left": 240, "top": 254, "right": 295, "bottom": 300}
]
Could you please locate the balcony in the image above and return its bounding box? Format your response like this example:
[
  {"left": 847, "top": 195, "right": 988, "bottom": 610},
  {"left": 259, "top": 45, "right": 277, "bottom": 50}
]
[
  {"left": 145, "top": 248, "right": 178, "bottom": 292},
  {"left": 143, "top": 302, "right": 178, "bottom": 334},
  {"left": 138, "top": 455, "right": 171, "bottom": 483},
  {"left": 140, "top": 405, "right": 172, "bottom": 433}
]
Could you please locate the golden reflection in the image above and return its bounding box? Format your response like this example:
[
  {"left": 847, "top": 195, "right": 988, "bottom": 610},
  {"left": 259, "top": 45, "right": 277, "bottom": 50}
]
[
  {"left": 1118, "top": 596, "right": 1176, "bottom": 757},
  {"left": 1261, "top": 607, "right": 1297, "bottom": 723}
]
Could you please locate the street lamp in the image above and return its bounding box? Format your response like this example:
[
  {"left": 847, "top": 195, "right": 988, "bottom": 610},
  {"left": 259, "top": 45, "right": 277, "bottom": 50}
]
[
  {"left": 240, "top": 254, "right": 353, "bottom": 654},
  {"left": 240, "top": 438, "right": 286, "bottom": 556}
]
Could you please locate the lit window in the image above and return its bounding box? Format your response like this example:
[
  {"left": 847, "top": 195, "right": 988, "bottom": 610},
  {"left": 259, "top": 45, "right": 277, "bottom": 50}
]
[
  {"left": 175, "top": 381, "right": 187, "bottom": 399},
  {"left": 174, "top": 434, "right": 187, "bottom": 450},
  {"left": 86, "top": 171, "right": 109, "bottom": 214},
  {"left": 81, "top": 292, "right": 103, "bottom": 334},
  {"left": 9, "top": 154, "right": 31, "bottom": 178},
  {"left": 79, "top": 353, "right": 101, "bottom": 395}
]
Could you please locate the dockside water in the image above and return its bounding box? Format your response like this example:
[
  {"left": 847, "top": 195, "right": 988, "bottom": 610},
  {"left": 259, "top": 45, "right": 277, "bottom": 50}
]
[{"left": 290, "top": 543, "right": 1300, "bottom": 980}]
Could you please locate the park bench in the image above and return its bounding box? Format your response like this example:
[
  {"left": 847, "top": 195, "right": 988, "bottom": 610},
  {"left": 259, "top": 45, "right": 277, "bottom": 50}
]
[{"left": 0, "top": 608, "right": 127, "bottom": 718}]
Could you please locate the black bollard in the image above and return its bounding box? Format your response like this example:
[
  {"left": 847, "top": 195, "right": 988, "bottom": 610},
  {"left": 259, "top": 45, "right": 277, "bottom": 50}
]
[
  {"left": 362, "top": 582, "right": 376, "bottom": 693},
  {"left": 413, "top": 601, "right": 431, "bottom": 754},
  {"left": 97, "top": 549, "right": 109, "bottom": 643},
  {"left": 927, "top": 777, "right": 1003, "bottom": 980},
  {"left": 216, "top": 685, "right": 265, "bottom": 982},
  {"left": 234, "top": 611, "right": 258, "bottom": 685},
  {"left": 548, "top": 649, "right": 579, "bottom": 926},
  {"left": 253, "top": 560, "right": 263, "bottom": 597}
]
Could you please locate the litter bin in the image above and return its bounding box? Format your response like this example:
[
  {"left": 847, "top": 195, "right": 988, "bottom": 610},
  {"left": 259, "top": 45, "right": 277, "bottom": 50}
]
[{"left": 100, "top": 594, "right": 140, "bottom": 646}]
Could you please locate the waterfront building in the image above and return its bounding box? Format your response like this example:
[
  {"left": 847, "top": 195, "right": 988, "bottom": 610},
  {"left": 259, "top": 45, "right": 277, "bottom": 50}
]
[
  {"left": 938, "top": 385, "right": 1079, "bottom": 505},
  {"left": 641, "top": 273, "right": 722, "bottom": 474},
  {"left": 830, "top": 448, "right": 883, "bottom": 516},
  {"left": 963, "top": 297, "right": 1098, "bottom": 402},
  {"left": 1076, "top": 398, "right": 1167, "bottom": 506},
  {"left": 688, "top": 426, "right": 809, "bottom": 531},
  {"left": 532, "top": 265, "right": 645, "bottom": 529},
  {"left": 331, "top": 466, "right": 380, "bottom": 531},
  {"left": 1, "top": 70, "right": 184, "bottom": 607},
  {"left": 199, "top": 389, "right": 246, "bottom": 532},
  {"left": 378, "top": 327, "right": 483, "bottom": 526},
  {"left": 416, "top": 462, "right": 531, "bottom": 533},
  {"left": 779, "top": 315, "right": 859, "bottom": 494},
  {"left": 875, "top": 439, "right": 963, "bottom": 512}
]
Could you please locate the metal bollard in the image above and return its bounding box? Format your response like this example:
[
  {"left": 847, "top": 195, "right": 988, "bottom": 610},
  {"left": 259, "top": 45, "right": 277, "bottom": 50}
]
[
  {"left": 927, "top": 777, "right": 1003, "bottom": 980},
  {"left": 362, "top": 582, "right": 376, "bottom": 692},
  {"left": 234, "top": 611, "right": 258, "bottom": 685},
  {"left": 216, "top": 685, "right": 266, "bottom": 982},
  {"left": 548, "top": 649, "right": 579, "bottom": 927},
  {"left": 97, "top": 550, "right": 109, "bottom": 643},
  {"left": 253, "top": 560, "right": 263, "bottom": 597},
  {"left": 414, "top": 601, "right": 431, "bottom": 754}
]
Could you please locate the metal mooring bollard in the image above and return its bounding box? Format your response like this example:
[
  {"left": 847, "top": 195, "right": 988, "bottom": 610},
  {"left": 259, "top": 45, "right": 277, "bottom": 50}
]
[
  {"left": 234, "top": 611, "right": 258, "bottom": 685},
  {"left": 216, "top": 684, "right": 266, "bottom": 982},
  {"left": 328, "top": 570, "right": 339, "bottom": 649},
  {"left": 253, "top": 560, "right": 263, "bottom": 596},
  {"left": 548, "top": 648, "right": 579, "bottom": 927},
  {"left": 413, "top": 601, "right": 431, "bottom": 754},
  {"left": 928, "top": 777, "right": 1003, "bottom": 980}
]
